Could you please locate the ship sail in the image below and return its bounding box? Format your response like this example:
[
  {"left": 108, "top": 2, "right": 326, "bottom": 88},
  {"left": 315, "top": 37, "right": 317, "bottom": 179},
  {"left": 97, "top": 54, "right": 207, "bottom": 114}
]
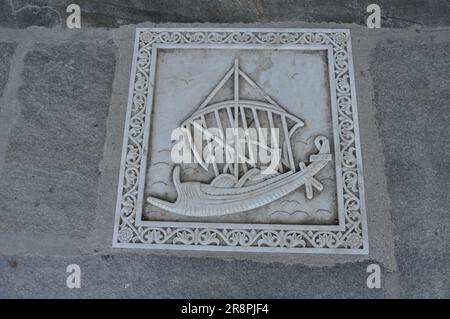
[
  {"left": 181, "top": 59, "right": 305, "bottom": 183},
  {"left": 147, "top": 59, "right": 332, "bottom": 216}
]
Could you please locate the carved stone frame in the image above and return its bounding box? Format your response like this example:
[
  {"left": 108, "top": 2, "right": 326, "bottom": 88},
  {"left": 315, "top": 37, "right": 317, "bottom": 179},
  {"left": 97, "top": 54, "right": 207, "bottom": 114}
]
[{"left": 112, "top": 28, "right": 369, "bottom": 254}]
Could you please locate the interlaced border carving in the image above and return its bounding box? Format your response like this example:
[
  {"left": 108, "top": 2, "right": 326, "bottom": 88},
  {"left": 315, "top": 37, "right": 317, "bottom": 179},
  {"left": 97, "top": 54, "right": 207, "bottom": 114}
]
[{"left": 112, "top": 28, "right": 368, "bottom": 254}]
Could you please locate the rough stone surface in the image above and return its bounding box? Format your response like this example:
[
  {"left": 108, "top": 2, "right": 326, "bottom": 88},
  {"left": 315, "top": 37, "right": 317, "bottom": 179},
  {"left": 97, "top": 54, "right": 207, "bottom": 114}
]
[
  {"left": 371, "top": 39, "right": 450, "bottom": 298},
  {"left": 0, "top": 20, "right": 449, "bottom": 298},
  {"left": 0, "top": 254, "right": 387, "bottom": 298},
  {"left": 0, "top": 1, "right": 16, "bottom": 27},
  {"left": 0, "top": 42, "right": 16, "bottom": 100},
  {"left": 2, "top": 0, "right": 450, "bottom": 29},
  {"left": 0, "top": 39, "right": 116, "bottom": 238}
]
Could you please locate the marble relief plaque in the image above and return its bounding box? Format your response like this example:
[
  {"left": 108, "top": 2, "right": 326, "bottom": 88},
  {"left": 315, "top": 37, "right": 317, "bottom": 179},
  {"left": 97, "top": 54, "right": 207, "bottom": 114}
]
[{"left": 113, "top": 28, "right": 368, "bottom": 254}]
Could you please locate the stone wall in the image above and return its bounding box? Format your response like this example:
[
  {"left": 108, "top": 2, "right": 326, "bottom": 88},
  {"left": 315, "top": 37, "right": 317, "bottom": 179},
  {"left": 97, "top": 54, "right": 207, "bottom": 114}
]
[{"left": 0, "top": 2, "right": 449, "bottom": 298}]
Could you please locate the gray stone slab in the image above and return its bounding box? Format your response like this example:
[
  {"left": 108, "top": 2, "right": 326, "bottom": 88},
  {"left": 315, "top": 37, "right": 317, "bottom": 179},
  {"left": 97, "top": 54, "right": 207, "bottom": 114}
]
[
  {"left": 0, "top": 254, "right": 386, "bottom": 298},
  {"left": 89, "top": 24, "right": 395, "bottom": 268},
  {"left": 0, "top": 42, "right": 16, "bottom": 100},
  {"left": 3, "top": 0, "right": 450, "bottom": 29},
  {"left": 0, "top": 39, "right": 116, "bottom": 239},
  {"left": 371, "top": 38, "right": 450, "bottom": 298},
  {"left": 0, "top": 1, "right": 15, "bottom": 28}
]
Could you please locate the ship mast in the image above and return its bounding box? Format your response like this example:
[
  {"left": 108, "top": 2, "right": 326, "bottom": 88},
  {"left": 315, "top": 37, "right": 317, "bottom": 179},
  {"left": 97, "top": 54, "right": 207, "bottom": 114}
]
[{"left": 234, "top": 59, "right": 239, "bottom": 180}]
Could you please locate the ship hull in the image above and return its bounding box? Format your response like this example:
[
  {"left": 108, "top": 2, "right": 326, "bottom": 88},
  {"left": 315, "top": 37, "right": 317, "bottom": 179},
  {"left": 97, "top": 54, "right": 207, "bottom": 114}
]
[{"left": 147, "top": 136, "right": 332, "bottom": 217}]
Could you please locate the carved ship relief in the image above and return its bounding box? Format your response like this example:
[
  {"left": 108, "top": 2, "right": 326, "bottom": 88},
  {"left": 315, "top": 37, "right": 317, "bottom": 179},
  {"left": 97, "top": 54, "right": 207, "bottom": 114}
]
[{"left": 147, "top": 59, "right": 332, "bottom": 216}]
